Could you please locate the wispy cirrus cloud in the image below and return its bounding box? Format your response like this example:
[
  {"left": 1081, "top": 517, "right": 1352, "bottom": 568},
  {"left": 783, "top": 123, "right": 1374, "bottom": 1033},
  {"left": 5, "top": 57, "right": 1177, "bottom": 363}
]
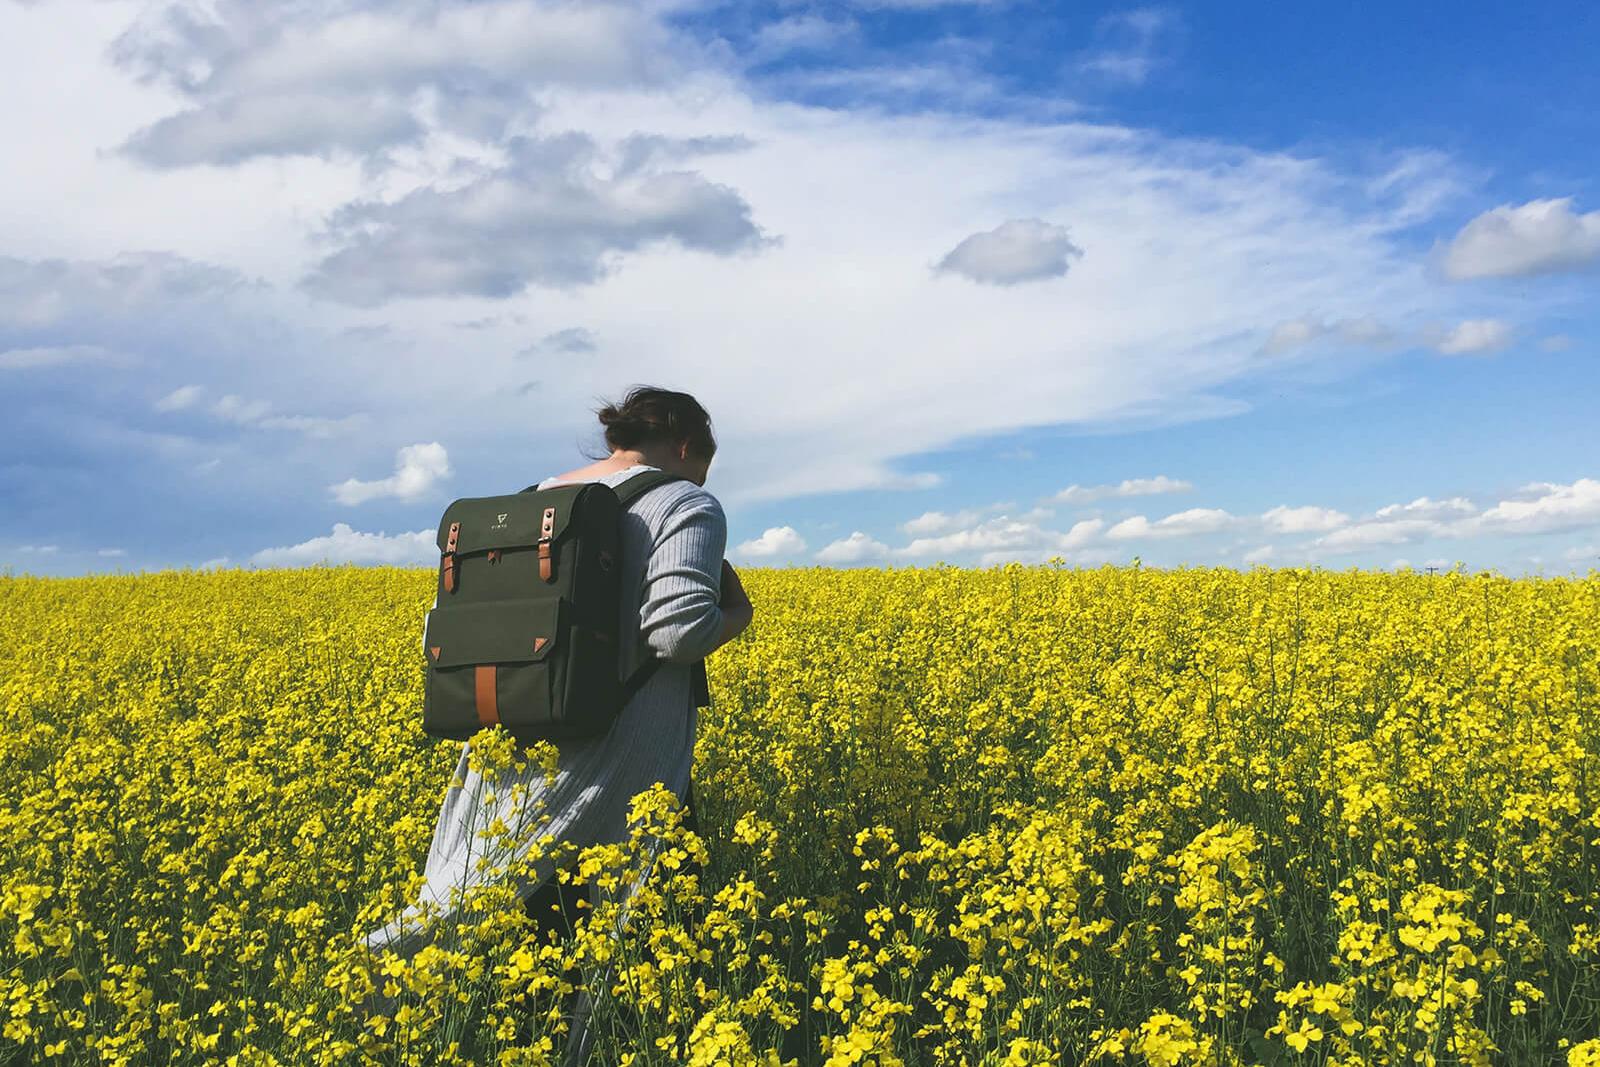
[{"left": 1053, "top": 476, "right": 1191, "bottom": 505}]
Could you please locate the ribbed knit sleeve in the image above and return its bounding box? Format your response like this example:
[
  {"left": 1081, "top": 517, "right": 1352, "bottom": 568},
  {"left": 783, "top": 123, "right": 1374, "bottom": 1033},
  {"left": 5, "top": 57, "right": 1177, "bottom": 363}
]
[{"left": 638, "top": 491, "right": 727, "bottom": 664}]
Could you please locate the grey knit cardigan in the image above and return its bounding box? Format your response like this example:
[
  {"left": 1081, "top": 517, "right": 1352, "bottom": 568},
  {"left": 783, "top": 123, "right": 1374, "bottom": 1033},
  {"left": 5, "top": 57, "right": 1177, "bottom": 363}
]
[{"left": 362, "top": 463, "right": 727, "bottom": 959}]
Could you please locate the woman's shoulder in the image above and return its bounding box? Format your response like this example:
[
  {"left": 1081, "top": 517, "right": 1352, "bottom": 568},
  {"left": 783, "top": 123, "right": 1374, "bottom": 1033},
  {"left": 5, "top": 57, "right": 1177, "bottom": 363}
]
[{"left": 645, "top": 478, "right": 724, "bottom": 520}]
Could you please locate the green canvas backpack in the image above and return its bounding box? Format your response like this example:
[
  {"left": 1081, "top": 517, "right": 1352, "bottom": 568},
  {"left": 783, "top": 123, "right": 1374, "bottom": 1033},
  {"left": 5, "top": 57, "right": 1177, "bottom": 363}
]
[{"left": 421, "top": 468, "right": 709, "bottom": 744}]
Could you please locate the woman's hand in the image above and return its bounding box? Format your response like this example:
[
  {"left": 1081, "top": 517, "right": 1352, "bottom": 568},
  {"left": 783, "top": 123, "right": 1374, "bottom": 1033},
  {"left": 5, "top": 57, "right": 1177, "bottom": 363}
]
[
  {"left": 713, "top": 559, "right": 753, "bottom": 649},
  {"left": 720, "top": 559, "right": 752, "bottom": 610}
]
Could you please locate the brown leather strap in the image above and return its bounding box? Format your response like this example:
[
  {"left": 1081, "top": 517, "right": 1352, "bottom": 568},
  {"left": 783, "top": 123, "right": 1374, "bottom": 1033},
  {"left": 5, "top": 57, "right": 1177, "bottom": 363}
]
[
  {"left": 442, "top": 522, "right": 461, "bottom": 593},
  {"left": 537, "top": 506, "right": 556, "bottom": 582},
  {"left": 474, "top": 665, "right": 499, "bottom": 727}
]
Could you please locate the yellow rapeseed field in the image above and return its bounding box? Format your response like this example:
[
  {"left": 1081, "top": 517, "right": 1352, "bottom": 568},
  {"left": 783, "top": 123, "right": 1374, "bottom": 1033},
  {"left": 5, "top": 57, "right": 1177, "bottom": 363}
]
[{"left": 2, "top": 563, "right": 1599, "bottom": 1065}]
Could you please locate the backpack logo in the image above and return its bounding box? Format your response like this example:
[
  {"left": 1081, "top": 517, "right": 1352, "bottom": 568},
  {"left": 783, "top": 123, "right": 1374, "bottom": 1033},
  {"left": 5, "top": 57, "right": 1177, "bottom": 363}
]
[
  {"left": 497, "top": 513, "right": 508, "bottom": 523},
  {"left": 490, "top": 512, "right": 510, "bottom": 530}
]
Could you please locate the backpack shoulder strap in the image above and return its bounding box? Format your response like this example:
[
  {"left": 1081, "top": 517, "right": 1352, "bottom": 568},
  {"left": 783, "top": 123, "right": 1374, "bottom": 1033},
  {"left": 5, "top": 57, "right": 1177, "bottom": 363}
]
[
  {"left": 612, "top": 469, "right": 688, "bottom": 509},
  {"left": 517, "top": 468, "right": 687, "bottom": 505}
]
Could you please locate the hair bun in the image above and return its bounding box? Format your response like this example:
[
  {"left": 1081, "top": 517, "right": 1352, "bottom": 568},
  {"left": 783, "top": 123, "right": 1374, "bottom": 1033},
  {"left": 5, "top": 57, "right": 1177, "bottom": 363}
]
[{"left": 593, "top": 386, "right": 716, "bottom": 459}]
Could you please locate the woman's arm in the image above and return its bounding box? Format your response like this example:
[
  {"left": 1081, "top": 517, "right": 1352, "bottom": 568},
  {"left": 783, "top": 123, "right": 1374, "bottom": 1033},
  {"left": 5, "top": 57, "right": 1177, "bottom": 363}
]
[
  {"left": 639, "top": 493, "right": 733, "bottom": 663},
  {"left": 709, "top": 559, "right": 754, "bottom": 652}
]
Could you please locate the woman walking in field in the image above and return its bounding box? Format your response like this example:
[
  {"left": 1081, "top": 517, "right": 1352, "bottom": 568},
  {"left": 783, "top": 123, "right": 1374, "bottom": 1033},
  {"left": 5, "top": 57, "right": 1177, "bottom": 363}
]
[{"left": 360, "top": 385, "right": 754, "bottom": 1049}]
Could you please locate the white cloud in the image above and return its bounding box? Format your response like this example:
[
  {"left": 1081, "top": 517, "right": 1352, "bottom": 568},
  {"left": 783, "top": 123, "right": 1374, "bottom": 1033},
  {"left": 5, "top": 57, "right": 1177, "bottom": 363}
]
[
  {"left": 900, "top": 505, "right": 1018, "bottom": 535},
  {"left": 1078, "top": 8, "right": 1175, "bottom": 86},
  {"left": 113, "top": 0, "right": 693, "bottom": 166},
  {"left": 97, "top": 547, "right": 127, "bottom": 557},
  {"left": 302, "top": 134, "right": 769, "bottom": 304},
  {"left": 1563, "top": 544, "right": 1600, "bottom": 564},
  {"left": 518, "top": 327, "right": 599, "bottom": 358},
  {"left": 155, "top": 388, "right": 364, "bottom": 437},
  {"left": 1476, "top": 478, "right": 1600, "bottom": 535},
  {"left": 934, "top": 218, "right": 1083, "bottom": 285},
  {"left": 1540, "top": 334, "right": 1574, "bottom": 352},
  {"left": 749, "top": 15, "right": 859, "bottom": 61},
  {"left": 330, "top": 442, "right": 452, "bottom": 505},
  {"left": 1435, "top": 318, "right": 1512, "bottom": 355},
  {"left": 736, "top": 525, "right": 807, "bottom": 558},
  {"left": 213, "top": 394, "right": 273, "bottom": 424},
  {"left": 895, "top": 514, "right": 1058, "bottom": 557},
  {"left": 1262, "top": 315, "right": 1397, "bottom": 354},
  {"left": 1261, "top": 505, "right": 1349, "bottom": 534},
  {"left": 1106, "top": 508, "right": 1234, "bottom": 540},
  {"left": 17, "top": 544, "right": 60, "bottom": 554},
  {"left": 1315, "top": 518, "right": 1449, "bottom": 553},
  {"left": 155, "top": 384, "right": 204, "bottom": 411},
  {"left": 1053, "top": 476, "right": 1191, "bottom": 505},
  {"left": 1242, "top": 544, "right": 1276, "bottom": 564},
  {"left": 1441, "top": 197, "right": 1600, "bottom": 280},
  {"left": 816, "top": 531, "right": 891, "bottom": 564},
  {"left": 1374, "top": 496, "right": 1476, "bottom": 521},
  {"left": 251, "top": 523, "right": 436, "bottom": 567}
]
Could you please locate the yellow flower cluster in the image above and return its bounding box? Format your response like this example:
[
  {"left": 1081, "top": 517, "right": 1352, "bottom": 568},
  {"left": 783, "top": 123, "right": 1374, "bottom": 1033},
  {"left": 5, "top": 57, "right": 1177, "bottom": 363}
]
[{"left": 1, "top": 562, "right": 1598, "bottom": 1064}]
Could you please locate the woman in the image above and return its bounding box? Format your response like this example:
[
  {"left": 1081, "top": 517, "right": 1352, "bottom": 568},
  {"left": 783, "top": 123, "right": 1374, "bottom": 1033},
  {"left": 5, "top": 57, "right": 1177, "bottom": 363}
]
[{"left": 360, "top": 386, "right": 754, "bottom": 1040}]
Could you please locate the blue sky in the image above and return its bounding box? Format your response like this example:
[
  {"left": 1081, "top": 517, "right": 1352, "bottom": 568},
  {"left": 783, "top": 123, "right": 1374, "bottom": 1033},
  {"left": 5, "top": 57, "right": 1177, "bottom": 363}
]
[{"left": 3, "top": 0, "right": 1598, "bottom": 576}]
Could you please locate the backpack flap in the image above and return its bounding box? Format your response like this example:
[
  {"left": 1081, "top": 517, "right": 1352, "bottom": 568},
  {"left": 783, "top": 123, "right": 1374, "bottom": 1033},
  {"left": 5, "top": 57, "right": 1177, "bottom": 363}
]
[
  {"left": 422, "top": 597, "right": 568, "bottom": 740},
  {"left": 423, "top": 597, "right": 562, "bottom": 668},
  {"left": 435, "top": 484, "right": 609, "bottom": 594},
  {"left": 436, "top": 485, "right": 589, "bottom": 556}
]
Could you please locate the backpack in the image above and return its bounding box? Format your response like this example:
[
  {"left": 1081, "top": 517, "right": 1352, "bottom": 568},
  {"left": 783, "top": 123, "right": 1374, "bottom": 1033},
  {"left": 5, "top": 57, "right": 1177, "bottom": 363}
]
[{"left": 421, "top": 468, "right": 709, "bottom": 744}]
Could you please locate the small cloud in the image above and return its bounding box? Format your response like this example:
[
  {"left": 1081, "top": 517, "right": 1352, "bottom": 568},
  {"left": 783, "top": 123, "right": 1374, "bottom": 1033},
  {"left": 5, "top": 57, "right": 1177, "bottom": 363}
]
[
  {"left": 1315, "top": 518, "right": 1445, "bottom": 553},
  {"left": 1476, "top": 478, "right": 1600, "bottom": 535},
  {"left": 188, "top": 389, "right": 363, "bottom": 437},
  {"left": 1441, "top": 197, "right": 1600, "bottom": 280},
  {"left": 1262, "top": 315, "right": 1397, "bottom": 354},
  {"left": 97, "top": 548, "right": 127, "bottom": 558},
  {"left": 1261, "top": 505, "right": 1350, "bottom": 534},
  {"left": 749, "top": 14, "right": 859, "bottom": 62},
  {"left": 1053, "top": 475, "right": 1191, "bottom": 505},
  {"left": 1106, "top": 507, "right": 1235, "bottom": 540},
  {"left": 330, "top": 442, "right": 452, "bottom": 505},
  {"left": 1078, "top": 7, "right": 1177, "bottom": 86},
  {"left": 251, "top": 524, "right": 436, "bottom": 567},
  {"left": 903, "top": 507, "right": 992, "bottom": 536},
  {"left": 934, "top": 218, "right": 1084, "bottom": 285},
  {"left": 155, "top": 384, "right": 204, "bottom": 412},
  {"left": 198, "top": 556, "right": 233, "bottom": 570},
  {"left": 1540, "top": 334, "right": 1574, "bottom": 352},
  {"left": 518, "top": 327, "right": 598, "bottom": 358},
  {"left": 1242, "top": 544, "right": 1276, "bottom": 564},
  {"left": 817, "top": 531, "right": 891, "bottom": 564},
  {"left": 1434, "top": 318, "right": 1512, "bottom": 355},
  {"left": 212, "top": 394, "right": 273, "bottom": 424},
  {"left": 18, "top": 544, "right": 60, "bottom": 554},
  {"left": 736, "top": 526, "right": 808, "bottom": 558},
  {"left": 1374, "top": 496, "right": 1476, "bottom": 521}
]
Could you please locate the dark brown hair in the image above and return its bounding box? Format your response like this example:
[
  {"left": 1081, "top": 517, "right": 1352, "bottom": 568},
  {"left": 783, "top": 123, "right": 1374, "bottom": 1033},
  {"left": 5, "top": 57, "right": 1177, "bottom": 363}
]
[{"left": 590, "top": 385, "right": 717, "bottom": 461}]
